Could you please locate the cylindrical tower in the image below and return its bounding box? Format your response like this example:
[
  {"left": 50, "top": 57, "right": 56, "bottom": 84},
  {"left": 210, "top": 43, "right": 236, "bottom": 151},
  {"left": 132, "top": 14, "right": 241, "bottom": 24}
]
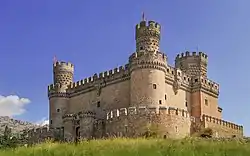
[
  {"left": 48, "top": 61, "right": 74, "bottom": 129},
  {"left": 135, "top": 18, "right": 161, "bottom": 53},
  {"left": 53, "top": 61, "right": 74, "bottom": 86},
  {"left": 129, "top": 16, "right": 167, "bottom": 108}
]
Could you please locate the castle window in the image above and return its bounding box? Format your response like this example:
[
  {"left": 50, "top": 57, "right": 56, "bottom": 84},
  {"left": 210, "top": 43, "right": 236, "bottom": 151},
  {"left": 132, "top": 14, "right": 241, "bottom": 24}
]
[
  {"left": 178, "top": 72, "right": 180, "bottom": 76},
  {"left": 165, "top": 94, "right": 167, "bottom": 100},
  {"left": 57, "top": 109, "right": 60, "bottom": 112},
  {"left": 140, "top": 47, "right": 143, "bottom": 50},
  {"left": 50, "top": 120, "right": 52, "bottom": 124},
  {"left": 185, "top": 102, "right": 188, "bottom": 107},
  {"left": 175, "top": 126, "right": 178, "bottom": 132},
  {"left": 159, "top": 100, "right": 162, "bottom": 104},
  {"left": 153, "top": 84, "right": 157, "bottom": 89},
  {"left": 97, "top": 101, "right": 100, "bottom": 107},
  {"left": 184, "top": 77, "right": 186, "bottom": 80},
  {"left": 205, "top": 99, "right": 208, "bottom": 106},
  {"left": 195, "top": 79, "right": 198, "bottom": 82}
]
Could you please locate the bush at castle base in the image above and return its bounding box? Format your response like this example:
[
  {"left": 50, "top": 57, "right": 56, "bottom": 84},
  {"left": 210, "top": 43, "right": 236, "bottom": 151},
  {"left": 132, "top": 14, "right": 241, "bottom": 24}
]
[{"left": 0, "top": 138, "right": 250, "bottom": 156}]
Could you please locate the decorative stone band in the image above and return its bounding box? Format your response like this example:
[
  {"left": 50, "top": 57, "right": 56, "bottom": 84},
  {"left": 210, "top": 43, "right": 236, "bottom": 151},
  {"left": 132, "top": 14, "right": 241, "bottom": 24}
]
[
  {"left": 78, "top": 111, "right": 96, "bottom": 118},
  {"left": 175, "top": 51, "right": 208, "bottom": 64},
  {"left": 48, "top": 92, "right": 69, "bottom": 99},
  {"left": 130, "top": 63, "right": 167, "bottom": 73},
  {"left": 202, "top": 114, "right": 243, "bottom": 131},
  {"left": 136, "top": 30, "right": 160, "bottom": 39},
  {"left": 62, "top": 113, "right": 75, "bottom": 122},
  {"left": 106, "top": 106, "right": 190, "bottom": 120},
  {"left": 129, "top": 51, "right": 167, "bottom": 63}
]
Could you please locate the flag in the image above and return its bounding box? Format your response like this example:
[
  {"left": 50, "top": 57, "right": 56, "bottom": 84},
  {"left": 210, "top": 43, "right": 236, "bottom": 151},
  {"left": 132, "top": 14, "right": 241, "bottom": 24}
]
[{"left": 53, "top": 56, "right": 57, "bottom": 64}]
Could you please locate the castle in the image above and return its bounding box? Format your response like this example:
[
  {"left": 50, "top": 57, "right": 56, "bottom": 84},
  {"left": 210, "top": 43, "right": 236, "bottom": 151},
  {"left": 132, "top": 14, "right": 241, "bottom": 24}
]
[{"left": 27, "top": 16, "right": 243, "bottom": 143}]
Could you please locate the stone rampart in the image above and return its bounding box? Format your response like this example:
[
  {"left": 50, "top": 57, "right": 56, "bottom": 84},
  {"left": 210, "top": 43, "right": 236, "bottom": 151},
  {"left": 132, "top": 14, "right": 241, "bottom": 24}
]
[
  {"left": 202, "top": 115, "right": 243, "bottom": 138},
  {"left": 105, "top": 106, "right": 191, "bottom": 138},
  {"left": 66, "top": 64, "right": 130, "bottom": 93},
  {"left": 27, "top": 127, "right": 64, "bottom": 144}
]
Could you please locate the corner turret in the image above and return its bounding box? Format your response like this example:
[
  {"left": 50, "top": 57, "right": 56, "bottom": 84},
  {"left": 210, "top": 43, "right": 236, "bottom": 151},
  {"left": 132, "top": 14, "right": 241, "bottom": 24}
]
[
  {"left": 48, "top": 59, "right": 74, "bottom": 129},
  {"left": 175, "top": 51, "right": 208, "bottom": 77}
]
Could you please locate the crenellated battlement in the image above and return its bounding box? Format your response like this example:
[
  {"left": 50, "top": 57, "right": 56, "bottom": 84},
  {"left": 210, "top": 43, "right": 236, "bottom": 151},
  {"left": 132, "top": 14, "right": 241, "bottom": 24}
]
[
  {"left": 48, "top": 83, "right": 62, "bottom": 92},
  {"left": 106, "top": 106, "right": 190, "bottom": 120},
  {"left": 53, "top": 61, "right": 74, "bottom": 68},
  {"left": 27, "top": 127, "right": 63, "bottom": 138},
  {"left": 53, "top": 61, "right": 74, "bottom": 73},
  {"left": 165, "top": 65, "right": 192, "bottom": 86},
  {"left": 67, "top": 64, "right": 129, "bottom": 91},
  {"left": 192, "top": 76, "right": 219, "bottom": 95},
  {"left": 129, "top": 51, "right": 167, "bottom": 62},
  {"left": 202, "top": 115, "right": 243, "bottom": 131},
  {"left": 175, "top": 51, "right": 208, "bottom": 61},
  {"left": 136, "top": 20, "right": 161, "bottom": 31}
]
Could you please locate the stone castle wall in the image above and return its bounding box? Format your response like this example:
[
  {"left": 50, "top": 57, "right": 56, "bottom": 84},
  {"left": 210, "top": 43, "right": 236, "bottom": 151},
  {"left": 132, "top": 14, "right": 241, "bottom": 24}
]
[
  {"left": 105, "top": 106, "right": 191, "bottom": 138},
  {"left": 46, "top": 17, "right": 244, "bottom": 142},
  {"left": 202, "top": 115, "right": 243, "bottom": 138},
  {"left": 26, "top": 127, "right": 64, "bottom": 144}
]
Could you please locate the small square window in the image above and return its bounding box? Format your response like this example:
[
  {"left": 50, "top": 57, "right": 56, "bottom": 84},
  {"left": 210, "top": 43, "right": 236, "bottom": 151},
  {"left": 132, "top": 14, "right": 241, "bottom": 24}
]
[
  {"left": 57, "top": 109, "right": 60, "bottom": 112},
  {"left": 97, "top": 101, "right": 100, "bottom": 107},
  {"left": 159, "top": 100, "right": 162, "bottom": 104},
  {"left": 205, "top": 99, "right": 208, "bottom": 106},
  {"left": 153, "top": 84, "right": 157, "bottom": 89}
]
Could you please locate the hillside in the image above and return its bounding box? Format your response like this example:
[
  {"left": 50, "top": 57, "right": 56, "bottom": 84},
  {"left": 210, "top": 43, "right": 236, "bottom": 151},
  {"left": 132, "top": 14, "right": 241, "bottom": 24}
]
[{"left": 0, "top": 116, "right": 41, "bottom": 135}]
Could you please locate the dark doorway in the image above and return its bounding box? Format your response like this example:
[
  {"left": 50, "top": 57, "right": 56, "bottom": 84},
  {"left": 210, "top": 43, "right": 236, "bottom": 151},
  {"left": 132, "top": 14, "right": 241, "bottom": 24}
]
[{"left": 75, "top": 127, "right": 80, "bottom": 143}]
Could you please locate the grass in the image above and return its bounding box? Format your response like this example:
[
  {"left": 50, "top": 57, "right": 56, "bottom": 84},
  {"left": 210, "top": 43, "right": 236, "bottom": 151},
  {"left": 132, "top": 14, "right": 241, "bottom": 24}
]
[{"left": 0, "top": 138, "right": 250, "bottom": 156}]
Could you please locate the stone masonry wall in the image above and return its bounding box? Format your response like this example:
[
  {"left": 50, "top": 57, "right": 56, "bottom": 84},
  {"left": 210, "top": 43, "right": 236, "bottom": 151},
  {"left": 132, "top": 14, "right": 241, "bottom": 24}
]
[
  {"left": 106, "top": 106, "right": 191, "bottom": 139},
  {"left": 26, "top": 127, "right": 64, "bottom": 144},
  {"left": 202, "top": 115, "right": 243, "bottom": 138}
]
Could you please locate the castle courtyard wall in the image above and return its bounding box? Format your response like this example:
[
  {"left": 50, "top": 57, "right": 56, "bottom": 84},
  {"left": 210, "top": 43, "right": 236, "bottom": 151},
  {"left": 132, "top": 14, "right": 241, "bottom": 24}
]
[
  {"left": 165, "top": 83, "right": 190, "bottom": 111},
  {"left": 68, "top": 79, "right": 130, "bottom": 113}
]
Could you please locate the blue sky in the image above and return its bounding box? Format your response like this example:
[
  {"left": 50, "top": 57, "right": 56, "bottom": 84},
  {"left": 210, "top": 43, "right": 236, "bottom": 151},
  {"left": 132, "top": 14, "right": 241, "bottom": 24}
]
[{"left": 0, "top": 0, "right": 249, "bottom": 136}]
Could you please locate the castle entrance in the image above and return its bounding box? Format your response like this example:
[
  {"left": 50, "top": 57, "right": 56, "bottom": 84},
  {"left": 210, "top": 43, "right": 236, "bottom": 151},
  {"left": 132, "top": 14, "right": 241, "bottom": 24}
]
[{"left": 75, "top": 126, "right": 80, "bottom": 142}]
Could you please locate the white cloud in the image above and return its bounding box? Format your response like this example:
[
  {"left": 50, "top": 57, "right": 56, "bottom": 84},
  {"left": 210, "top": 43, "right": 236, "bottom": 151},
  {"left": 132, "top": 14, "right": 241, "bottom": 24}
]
[
  {"left": 35, "top": 117, "right": 49, "bottom": 126},
  {"left": 0, "top": 95, "right": 31, "bottom": 117}
]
